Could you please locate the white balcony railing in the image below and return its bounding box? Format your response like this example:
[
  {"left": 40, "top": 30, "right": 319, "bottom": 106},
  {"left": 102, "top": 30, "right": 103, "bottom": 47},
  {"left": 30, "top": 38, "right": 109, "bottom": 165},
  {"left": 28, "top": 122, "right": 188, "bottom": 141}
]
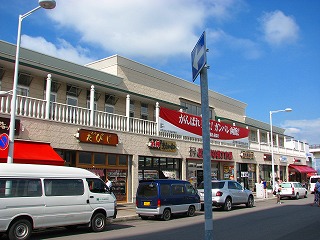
[
  {"left": 0, "top": 94, "right": 306, "bottom": 156},
  {"left": 0, "top": 94, "right": 158, "bottom": 136}
]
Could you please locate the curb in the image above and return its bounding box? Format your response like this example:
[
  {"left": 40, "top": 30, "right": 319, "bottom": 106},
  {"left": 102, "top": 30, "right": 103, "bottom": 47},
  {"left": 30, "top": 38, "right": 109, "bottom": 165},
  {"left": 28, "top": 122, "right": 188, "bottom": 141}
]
[{"left": 111, "top": 215, "right": 140, "bottom": 222}]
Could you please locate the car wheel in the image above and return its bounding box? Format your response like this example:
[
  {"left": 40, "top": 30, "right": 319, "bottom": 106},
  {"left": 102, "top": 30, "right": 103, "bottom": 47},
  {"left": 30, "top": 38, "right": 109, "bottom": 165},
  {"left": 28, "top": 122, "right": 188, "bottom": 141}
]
[
  {"left": 223, "top": 198, "right": 232, "bottom": 211},
  {"left": 304, "top": 192, "right": 308, "bottom": 198},
  {"left": 8, "top": 219, "right": 32, "bottom": 240},
  {"left": 91, "top": 213, "right": 106, "bottom": 232},
  {"left": 162, "top": 208, "right": 171, "bottom": 221},
  {"left": 187, "top": 205, "right": 196, "bottom": 217},
  {"left": 295, "top": 193, "right": 299, "bottom": 200},
  {"left": 246, "top": 195, "right": 254, "bottom": 208}
]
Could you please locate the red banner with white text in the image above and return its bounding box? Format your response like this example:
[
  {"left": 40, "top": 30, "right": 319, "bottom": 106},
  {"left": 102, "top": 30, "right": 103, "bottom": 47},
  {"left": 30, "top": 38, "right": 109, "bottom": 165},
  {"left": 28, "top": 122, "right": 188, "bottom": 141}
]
[{"left": 159, "top": 107, "right": 249, "bottom": 140}]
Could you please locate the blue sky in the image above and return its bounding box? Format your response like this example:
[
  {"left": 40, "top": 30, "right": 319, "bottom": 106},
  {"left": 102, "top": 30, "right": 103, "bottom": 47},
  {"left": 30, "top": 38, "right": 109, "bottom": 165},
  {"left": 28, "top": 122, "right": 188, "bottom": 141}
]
[{"left": 0, "top": 0, "right": 319, "bottom": 145}]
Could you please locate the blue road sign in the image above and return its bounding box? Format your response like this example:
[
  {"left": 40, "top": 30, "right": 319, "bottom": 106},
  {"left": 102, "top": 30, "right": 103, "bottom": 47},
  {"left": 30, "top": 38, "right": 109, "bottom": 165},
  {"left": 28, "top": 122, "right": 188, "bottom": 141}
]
[
  {"left": 191, "top": 31, "right": 207, "bottom": 81},
  {"left": 0, "top": 133, "right": 9, "bottom": 150}
]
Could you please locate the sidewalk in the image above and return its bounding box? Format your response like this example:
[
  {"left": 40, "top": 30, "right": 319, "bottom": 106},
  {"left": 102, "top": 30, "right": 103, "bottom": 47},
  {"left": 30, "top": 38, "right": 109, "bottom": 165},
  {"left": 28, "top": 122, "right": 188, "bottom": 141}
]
[
  {"left": 112, "top": 194, "right": 276, "bottom": 222},
  {"left": 112, "top": 203, "right": 139, "bottom": 222}
]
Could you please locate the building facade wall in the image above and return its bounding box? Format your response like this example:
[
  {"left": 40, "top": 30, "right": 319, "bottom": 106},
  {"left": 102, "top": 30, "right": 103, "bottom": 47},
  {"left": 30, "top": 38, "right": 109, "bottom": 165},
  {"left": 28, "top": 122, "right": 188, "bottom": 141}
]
[{"left": 0, "top": 41, "right": 311, "bottom": 203}]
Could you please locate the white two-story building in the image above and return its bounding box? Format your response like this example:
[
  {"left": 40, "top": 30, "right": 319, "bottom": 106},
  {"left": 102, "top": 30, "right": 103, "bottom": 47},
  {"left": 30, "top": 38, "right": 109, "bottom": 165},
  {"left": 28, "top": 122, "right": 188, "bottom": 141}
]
[{"left": 0, "top": 40, "right": 315, "bottom": 202}]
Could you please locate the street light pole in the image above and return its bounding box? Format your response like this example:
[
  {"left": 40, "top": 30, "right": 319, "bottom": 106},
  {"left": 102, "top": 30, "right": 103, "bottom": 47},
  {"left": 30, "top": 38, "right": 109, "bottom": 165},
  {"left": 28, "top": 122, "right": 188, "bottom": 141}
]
[
  {"left": 7, "top": 0, "right": 56, "bottom": 163},
  {"left": 270, "top": 108, "right": 292, "bottom": 191}
]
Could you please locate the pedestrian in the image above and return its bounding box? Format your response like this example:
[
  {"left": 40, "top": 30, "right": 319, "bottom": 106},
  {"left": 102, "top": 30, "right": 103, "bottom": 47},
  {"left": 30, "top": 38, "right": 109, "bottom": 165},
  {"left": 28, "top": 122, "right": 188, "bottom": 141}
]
[
  {"left": 274, "top": 177, "right": 282, "bottom": 204},
  {"left": 314, "top": 178, "right": 320, "bottom": 207},
  {"left": 311, "top": 185, "right": 318, "bottom": 206},
  {"left": 262, "top": 179, "right": 267, "bottom": 198},
  {"left": 106, "top": 177, "right": 112, "bottom": 190}
]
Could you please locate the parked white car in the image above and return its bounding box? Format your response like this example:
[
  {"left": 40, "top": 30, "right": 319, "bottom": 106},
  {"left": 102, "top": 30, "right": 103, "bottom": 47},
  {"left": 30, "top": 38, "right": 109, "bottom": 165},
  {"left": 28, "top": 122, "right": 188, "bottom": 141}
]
[
  {"left": 280, "top": 182, "right": 307, "bottom": 199},
  {"left": 197, "top": 180, "right": 254, "bottom": 211},
  {"left": 309, "top": 175, "right": 320, "bottom": 193}
]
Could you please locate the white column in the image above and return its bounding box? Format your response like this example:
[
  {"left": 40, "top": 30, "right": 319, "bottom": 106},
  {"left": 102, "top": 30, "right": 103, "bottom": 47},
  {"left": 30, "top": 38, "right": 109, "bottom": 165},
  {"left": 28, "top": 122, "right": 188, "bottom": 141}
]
[
  {"left": 126, "top": 94, "right": 130, "bottom": 131},
  {"left": 155, "top": 102, "right": 159, "bottom": 136},
  {"left": 45, "top": 74, "right": 52, "bottom": 120},
  {"left": 89, "top": 85, "right": 95, "bottom": 126},
  {"left": 257, "top": 129, "right": 261, "bottom": 150}
]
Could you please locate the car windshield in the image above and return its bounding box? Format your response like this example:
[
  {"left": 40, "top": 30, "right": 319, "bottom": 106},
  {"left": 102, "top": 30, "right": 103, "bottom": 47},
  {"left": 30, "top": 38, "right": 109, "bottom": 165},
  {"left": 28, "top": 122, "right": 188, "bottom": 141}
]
[
  {"left": 281, "top": 183, "right": 292, "bottom": 188},
  {"left": 198, "top": 181, "right": 225, "bottom": 189},
  {"left": 137, "top": 183, "right": 158, "bottom": 197}
]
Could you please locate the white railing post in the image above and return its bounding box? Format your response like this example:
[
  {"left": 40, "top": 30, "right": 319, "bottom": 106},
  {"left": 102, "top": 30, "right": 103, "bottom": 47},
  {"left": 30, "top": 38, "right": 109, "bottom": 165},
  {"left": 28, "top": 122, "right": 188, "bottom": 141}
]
[
  {"left": 257, "top": 129, "right": 261, "bottom": 150},
  {"left": 90, "top": 85, "right": 95, "bottom": 126},
  {"left": 45, "top": 74, "right": 52, "bottom": 120},
  {"left": 155, "top": 102, "right": 159, "bottom": 136},
  {"left": 276, "top": 133, "right": 279, "bottom": 153},
  {"left": 126, "top": 94, "right": 130, "bottom": 131}
]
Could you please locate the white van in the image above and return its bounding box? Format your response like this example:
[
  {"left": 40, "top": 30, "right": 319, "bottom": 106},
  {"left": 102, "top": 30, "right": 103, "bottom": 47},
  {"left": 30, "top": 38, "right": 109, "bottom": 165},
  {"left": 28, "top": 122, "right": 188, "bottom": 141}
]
[
  {"left": 309, "top": 175, "right": 320, "bottom": 193},
  {"left": 0, "top": 163, "right": 117, "bottom": 240}
]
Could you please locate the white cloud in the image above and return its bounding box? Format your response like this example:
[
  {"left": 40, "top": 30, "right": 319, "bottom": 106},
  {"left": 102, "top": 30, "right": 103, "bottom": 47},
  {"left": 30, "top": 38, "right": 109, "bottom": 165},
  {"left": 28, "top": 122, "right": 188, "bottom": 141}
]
[
  {"left": 260, "top": 10, "right": 299, "bottom": 46},
  {"left": 282, "top": 119, "right": 320, "bottom": 145},
  {"left": 21, "top": 35, "right": 95, "bottom": 65},
  {"left": 16, "top": 0, "right": 255, "bottom": 64},
  {"left": 42, "top": 0, "right": 243, "bottom": 59}
]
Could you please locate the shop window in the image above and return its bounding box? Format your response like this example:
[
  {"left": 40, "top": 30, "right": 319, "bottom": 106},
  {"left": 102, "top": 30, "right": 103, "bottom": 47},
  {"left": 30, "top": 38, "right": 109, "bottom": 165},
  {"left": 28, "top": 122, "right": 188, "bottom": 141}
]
[
  {"left": 18, "top": 73, "right": 33, "bottom": 86},
  {"left": 105, "top": 104, "right": 114, "bottom": 114},
  {"left": 260, "top": 132, "right": 267, "bottom": 143},
  {"left": 119, "top": 155, "right": 127, "bottom": 166},
  {"left": 63, "top": 150, "right": 76, "bottom": 166},
  {"left": 0, "top": 66, "right": 5, "bottom": 80},
  {"left": 180, "top": 100, "right": 213, "bottom": 119},
  {"left": 138, "top": 156, "right": 181, "bottom": 180},
  {"left": 130, "top": 100, "right": 135, "bottom": 117},
  {"left": 153, "top": 158, "right": 160, "bottom": 167},
  {"left": 160, "top": 158, "right": 167, "bottom": 167},
  {"left": 94, "top": 153, "right": 106, "bottom": 165},
  {"left": 145, "top": 157, "right": 152, "bottom": 167},
  {"left": 141, "top": 103, "right": 148, "bottom": 120},
  {"left": 67, "top": 95, "right": 78, "bottom": 106},
  {"left": 108, "top": 154, "right": 117, "bottom": 165},
  {"left": 17, "top": 85, "right": 29, "bottom": 96},
  {"left": 78, "top": 151, "right": 92, "bottom": 164},
  {"left": 66, "top": 84, "right": 81, "bottom": 97},
  {"left": 249, "top": 130, "right": 257, "bottom": 142},
  {"left": 167, "top": 158, "right": 175, "bottom": 169},
  {"left": 138, "top": 157, "right": 145, "bottom": 167},
  {"left": 105, "top": 94, "right": 118, "bottom": 105}
]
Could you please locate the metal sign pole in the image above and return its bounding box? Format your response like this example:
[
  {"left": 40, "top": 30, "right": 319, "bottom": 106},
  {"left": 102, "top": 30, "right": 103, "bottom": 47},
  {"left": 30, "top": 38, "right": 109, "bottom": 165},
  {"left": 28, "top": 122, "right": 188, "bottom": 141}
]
[
  {"left": 191, "top": 31, "right": 213, "bottom": 239},
  {"left": 200, "top": 65, "right": 213, "bottom": 240}
]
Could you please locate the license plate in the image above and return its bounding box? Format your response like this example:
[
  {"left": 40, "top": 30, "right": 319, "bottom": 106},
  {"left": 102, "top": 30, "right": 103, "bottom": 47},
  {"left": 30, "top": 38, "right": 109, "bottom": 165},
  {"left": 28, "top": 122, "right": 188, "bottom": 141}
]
[{"left": 143, "top": 201, "right": 151, "bottom": 206}]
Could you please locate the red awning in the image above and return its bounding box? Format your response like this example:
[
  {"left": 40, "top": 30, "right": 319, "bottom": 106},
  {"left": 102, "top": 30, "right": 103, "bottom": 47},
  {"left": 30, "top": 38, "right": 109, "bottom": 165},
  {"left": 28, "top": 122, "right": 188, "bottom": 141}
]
[
  {"left": 288, "top": 164, "right": 317, "bottom": 174},
  {"left": 0, "top": 140, "right": 64, "bottom": 166}
]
